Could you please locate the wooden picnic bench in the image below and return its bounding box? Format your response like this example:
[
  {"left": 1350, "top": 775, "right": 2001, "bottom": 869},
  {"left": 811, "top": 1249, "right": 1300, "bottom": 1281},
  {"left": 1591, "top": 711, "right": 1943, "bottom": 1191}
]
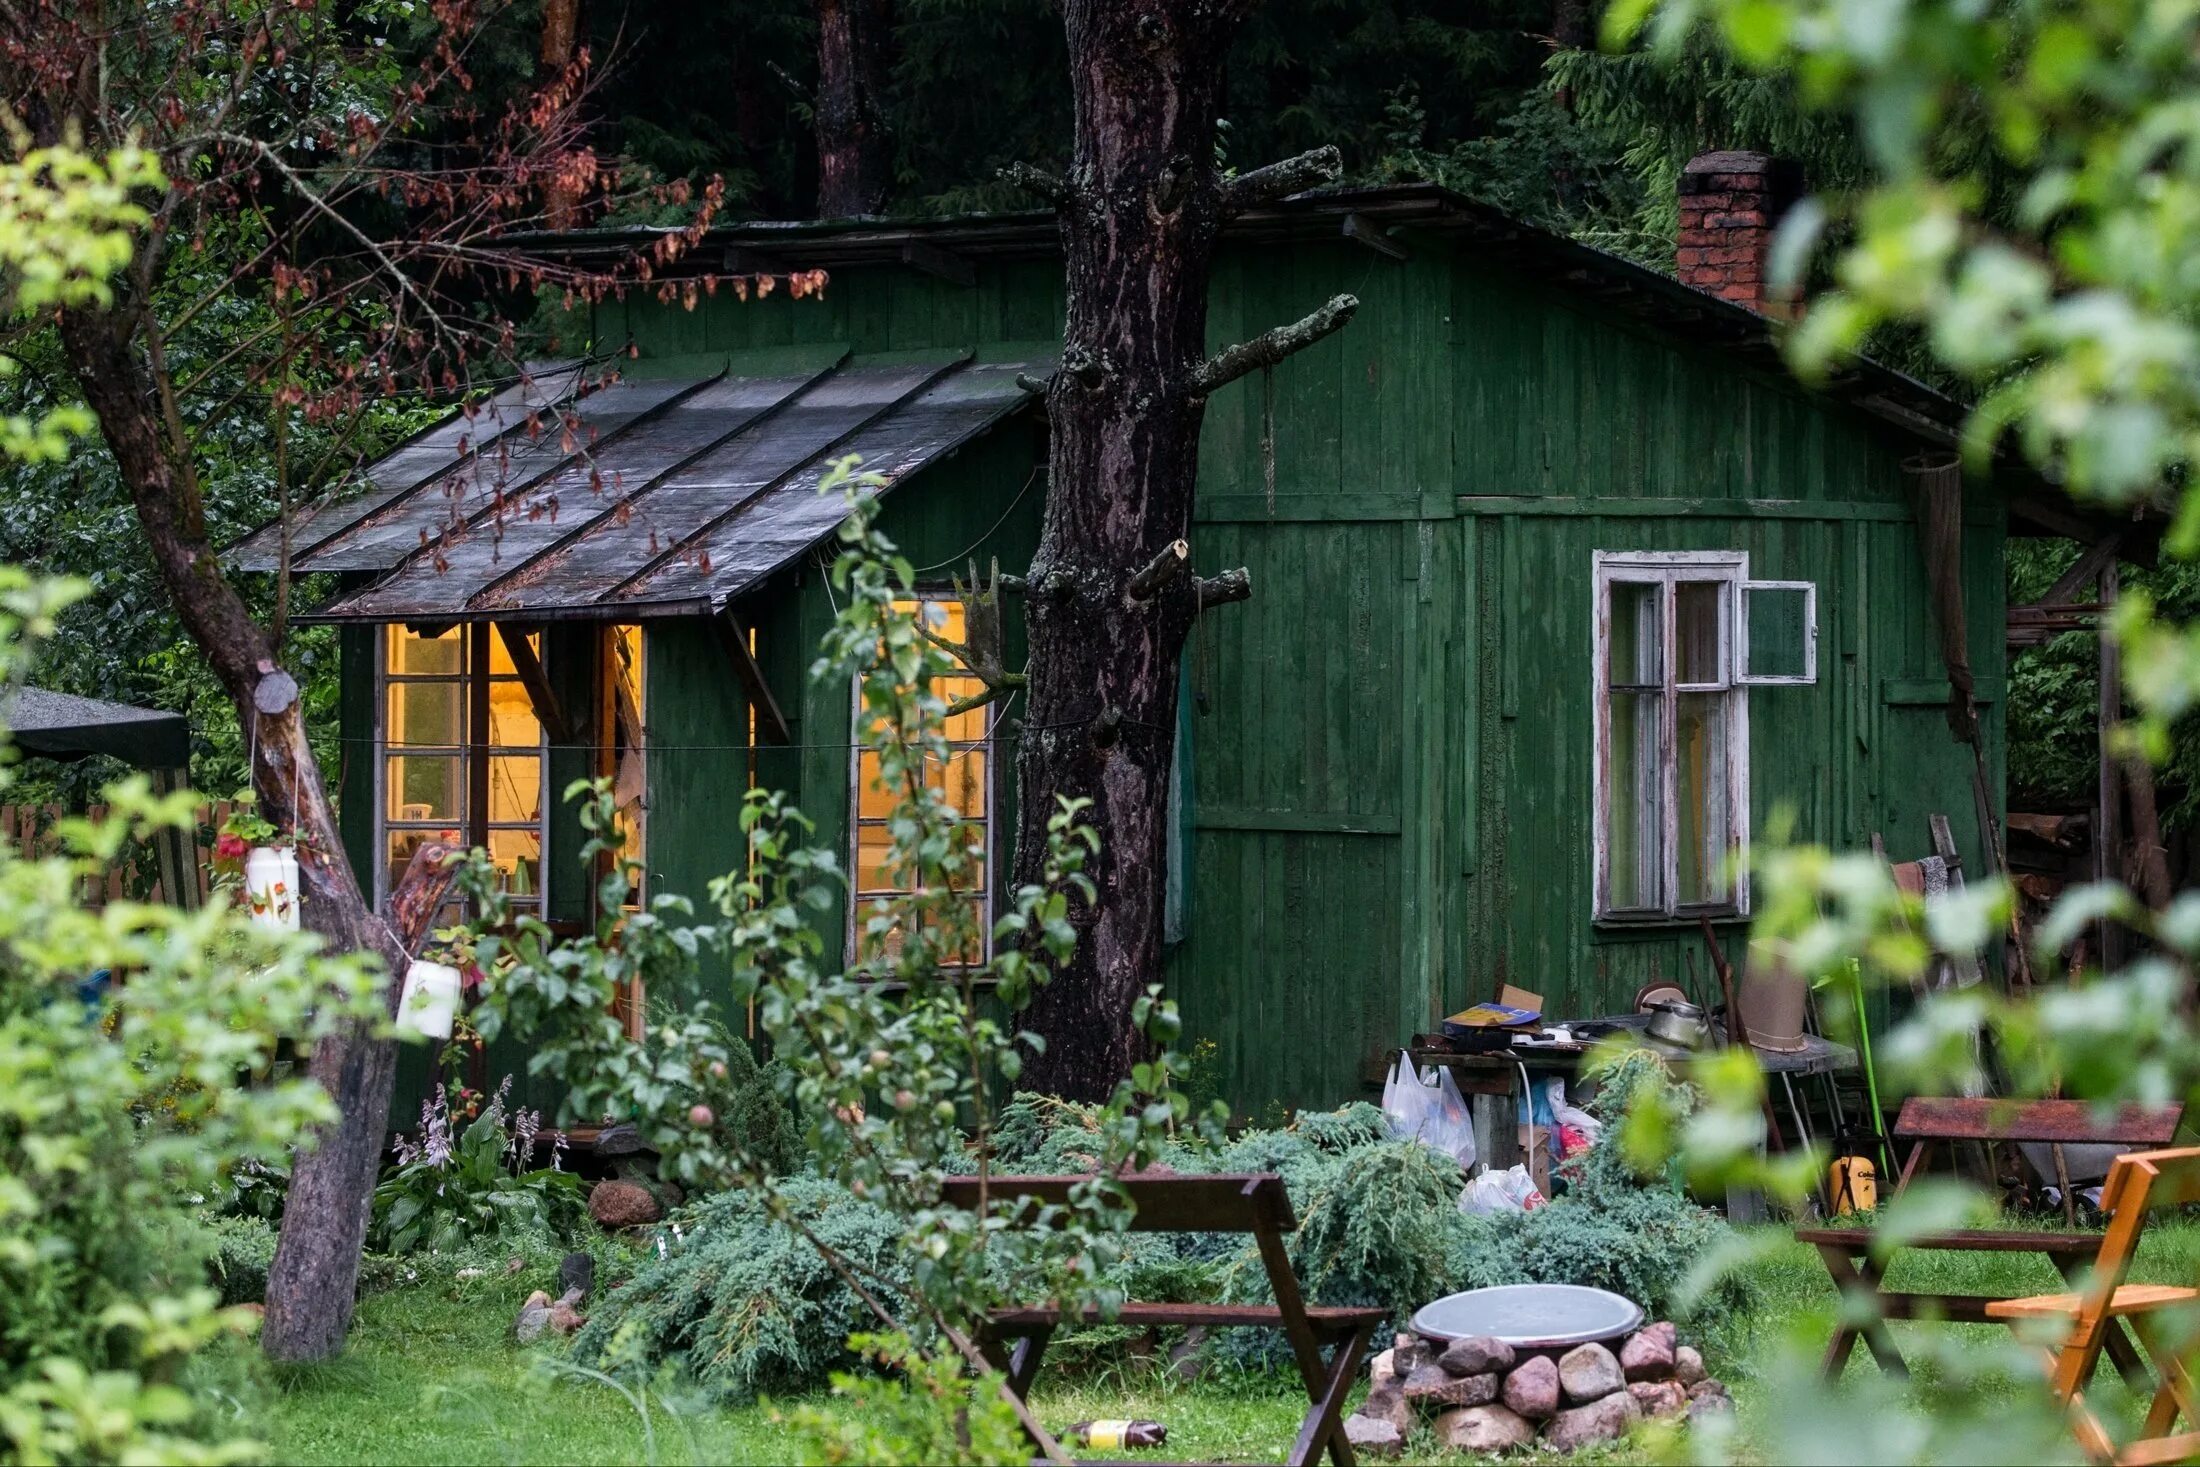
[
  {"left": 1795, "top": 1097, "right": 2184, "bottom": 1383},
  {"left": 939, "top": 1172, "right": 1387, "bottom": 1466}
]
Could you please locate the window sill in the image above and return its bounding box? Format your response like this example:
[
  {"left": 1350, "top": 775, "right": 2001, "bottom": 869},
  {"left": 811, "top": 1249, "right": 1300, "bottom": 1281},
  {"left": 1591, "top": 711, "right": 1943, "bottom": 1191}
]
[{"left": 1589, "top": 912, "right": 1748, "bottom": 941}]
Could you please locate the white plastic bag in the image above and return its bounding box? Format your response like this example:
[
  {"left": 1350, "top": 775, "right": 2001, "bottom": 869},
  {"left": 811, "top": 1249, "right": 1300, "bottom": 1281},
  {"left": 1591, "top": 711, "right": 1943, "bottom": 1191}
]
[
  {"left": 1458, "top": 1163, "right": 1547, "bottom": 1216},
  {"left": 1381, "top": 1051, "right": 1427, "bottom": 1138},
  {"left": 1380, "top": 1052, "right": 1477, "bottom": 1170}
]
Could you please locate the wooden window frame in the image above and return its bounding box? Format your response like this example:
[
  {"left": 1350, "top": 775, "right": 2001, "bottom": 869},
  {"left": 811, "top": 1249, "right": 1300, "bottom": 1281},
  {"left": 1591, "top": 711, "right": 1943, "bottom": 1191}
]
[
  {"left": 1591, "top": 551, "right": 1752, "bottom": 923},
  {"left": 845, "top": 592, "right": 995, "bottom": 973},
  {"left": 374, "top": 623, "right": 551, "bottom": 917}
]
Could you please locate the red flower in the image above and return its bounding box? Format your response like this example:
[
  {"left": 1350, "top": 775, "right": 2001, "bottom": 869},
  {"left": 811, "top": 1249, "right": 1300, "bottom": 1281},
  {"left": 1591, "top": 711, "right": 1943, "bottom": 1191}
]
[
  {"left": 214, "top": 833, "right": 248, "bottom": 861},
  {"left": 462, "top": 964, "right": 486, "bottom": 992}
]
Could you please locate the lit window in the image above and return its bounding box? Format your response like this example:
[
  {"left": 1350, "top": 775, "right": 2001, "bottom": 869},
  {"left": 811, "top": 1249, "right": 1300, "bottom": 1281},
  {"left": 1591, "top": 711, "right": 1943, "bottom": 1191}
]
[
  {"left": 849, "top": 596, "right": 992, "bottom": 967},
  {"left": 1592, "top": 553, "right": 1816, "bottom": 920},
  {"left": 378, "top": 624, "right": 548, "bottom": 918}
]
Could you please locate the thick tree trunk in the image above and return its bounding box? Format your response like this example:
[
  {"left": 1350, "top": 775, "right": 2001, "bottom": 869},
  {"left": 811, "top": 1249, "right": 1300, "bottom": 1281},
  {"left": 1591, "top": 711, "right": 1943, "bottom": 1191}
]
[
  {"left": 814, "top": 0, "right": 894, "bottom": 217},
  {"left": 55, "top": 307, "right": 456, "bottom": 1361},
  {"left": 1011, "top": 3, "right": 1248, "bottom": 1101}
]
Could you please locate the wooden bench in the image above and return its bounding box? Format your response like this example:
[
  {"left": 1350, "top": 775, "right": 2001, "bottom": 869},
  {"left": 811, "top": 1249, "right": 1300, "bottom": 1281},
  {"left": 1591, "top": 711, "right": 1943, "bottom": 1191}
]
[
  {"left": 939, "top": 1172, "right": 1387, "bottom": 1466},
  {"left": 1796, "top": 1097, "right": 2184, "bottom": 1382}
]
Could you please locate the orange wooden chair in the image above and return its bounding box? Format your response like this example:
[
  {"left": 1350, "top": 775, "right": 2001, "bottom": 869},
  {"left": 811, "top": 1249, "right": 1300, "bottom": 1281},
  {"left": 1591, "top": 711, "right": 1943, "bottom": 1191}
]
[{"left": 1986, "top": 1147, "right": 2200, "bottom": 1465}]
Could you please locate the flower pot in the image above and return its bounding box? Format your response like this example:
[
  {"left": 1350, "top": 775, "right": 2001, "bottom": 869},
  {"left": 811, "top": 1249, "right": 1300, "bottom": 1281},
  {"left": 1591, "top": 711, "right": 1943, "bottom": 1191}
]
[
  {"left": 243, "top": 845, "right": 301, "bottom": 931},
  {"left": 397, "top": 958, "right": 461, "bottom": 1040}
]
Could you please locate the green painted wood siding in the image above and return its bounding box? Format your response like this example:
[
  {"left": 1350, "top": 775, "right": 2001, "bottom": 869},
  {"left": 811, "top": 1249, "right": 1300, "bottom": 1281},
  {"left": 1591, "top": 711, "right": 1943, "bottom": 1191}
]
[{"left": 465, "top": 232, "right": 2008, "bottom": 1120}]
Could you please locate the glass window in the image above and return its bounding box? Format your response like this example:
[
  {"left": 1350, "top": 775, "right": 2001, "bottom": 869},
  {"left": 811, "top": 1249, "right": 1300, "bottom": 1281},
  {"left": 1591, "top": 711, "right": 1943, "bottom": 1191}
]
[
  {"left": 378, "top": 624, "right": 549, "bottom": 920},
  {"left": 1594, "top": 556, "right": 1753, "bottom": 920},
  {"left": 849, "top": 597, "right": 992, "bottom": 969}
]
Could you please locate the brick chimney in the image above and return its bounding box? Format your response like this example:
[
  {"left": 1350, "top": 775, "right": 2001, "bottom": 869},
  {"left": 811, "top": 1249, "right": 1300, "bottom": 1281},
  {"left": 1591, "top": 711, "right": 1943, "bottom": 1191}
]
[{"left": 1676, "top": 150, "right": 1800, "bottom": 316}]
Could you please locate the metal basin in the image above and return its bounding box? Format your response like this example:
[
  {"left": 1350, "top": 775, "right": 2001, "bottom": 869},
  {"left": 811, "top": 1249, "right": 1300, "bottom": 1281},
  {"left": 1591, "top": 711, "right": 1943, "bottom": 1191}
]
[{"left": 1409, "top": 1283, "right": 1644, "bottom": 1351}]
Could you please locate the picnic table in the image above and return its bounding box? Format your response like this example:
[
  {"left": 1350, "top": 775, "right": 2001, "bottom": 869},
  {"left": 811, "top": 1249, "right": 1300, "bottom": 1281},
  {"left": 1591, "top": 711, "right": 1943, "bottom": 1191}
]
[
  {"left": 1794, "top": 1097, "right": 2185, "bottom": 1383},
  {"left": 939, "top": 1172, "right": 1387, "bottom": 1466}
]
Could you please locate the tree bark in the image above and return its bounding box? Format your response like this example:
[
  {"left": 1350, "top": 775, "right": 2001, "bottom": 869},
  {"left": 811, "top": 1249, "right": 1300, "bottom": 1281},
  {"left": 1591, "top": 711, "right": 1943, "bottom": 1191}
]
[
  {"left": 539, "top": 0, "right": 583, "bottom": 229},
  {"left": 54, "top": 305, "right": 456, "bottom": 1361},
  {"left": 814, "top": 0, "right": 895, "bottom": 217},
  {"left": 1012, "top": 1, "right": 1273, "bottom": 1100}
]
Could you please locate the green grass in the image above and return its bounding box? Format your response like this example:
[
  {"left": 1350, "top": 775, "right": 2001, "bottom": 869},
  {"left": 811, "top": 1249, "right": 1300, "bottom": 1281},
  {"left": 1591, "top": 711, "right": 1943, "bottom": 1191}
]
[{"left": 259, "top": 1223, "right": 2200, "bottom": 1465}]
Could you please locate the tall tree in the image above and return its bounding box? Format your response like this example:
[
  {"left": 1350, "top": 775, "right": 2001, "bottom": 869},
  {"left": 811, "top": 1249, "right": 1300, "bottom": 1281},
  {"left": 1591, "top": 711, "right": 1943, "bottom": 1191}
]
[
  {"left": 814, "top": 0, "right": 896, "bottom": 215},
  {"left": 1000, "top": 2, "right": 1355, "bottom": 1098},
  {"left": 0, "top": 0, "right": 718, "bottom": 1360}
]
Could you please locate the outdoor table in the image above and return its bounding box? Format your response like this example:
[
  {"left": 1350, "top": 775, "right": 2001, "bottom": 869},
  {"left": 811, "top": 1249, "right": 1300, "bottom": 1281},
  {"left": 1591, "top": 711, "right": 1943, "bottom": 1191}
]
[
  {"left": 1410, "top": 1283, "right": 1643, "bottom": 1352},
  {"left": 1407, "top": 1014, "right": 1858, "bottom": 1177}
]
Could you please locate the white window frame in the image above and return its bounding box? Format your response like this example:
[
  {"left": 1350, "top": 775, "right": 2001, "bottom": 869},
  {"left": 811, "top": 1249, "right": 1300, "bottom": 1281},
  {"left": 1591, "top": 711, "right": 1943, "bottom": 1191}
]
[
  {"left": 845, "top": 593, "right": 996, "bottom": 971},
  {"left": 373, "top": 624, "right": 552, "bottom": 915},
  {"left": 1738, "top": 580, "right": 1819, "bottom": 685},
  {"left": 1592, "top": 551, "right": 1753, "bottom": 922}
]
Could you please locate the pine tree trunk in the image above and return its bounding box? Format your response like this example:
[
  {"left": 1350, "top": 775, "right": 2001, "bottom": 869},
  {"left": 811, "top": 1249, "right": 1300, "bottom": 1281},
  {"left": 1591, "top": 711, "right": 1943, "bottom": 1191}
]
[
  {"left": 55, "top": 308, "right": 458, "bottom": 1361},
  {"left": 539, "top": 0, "right": 583, "bottom": 229},
  {"left": 814, "top": 0, "right": 894, "bottom": 217},
  {"left": 1012, "top": 2, "right": 1248, "bottom": 1100}
]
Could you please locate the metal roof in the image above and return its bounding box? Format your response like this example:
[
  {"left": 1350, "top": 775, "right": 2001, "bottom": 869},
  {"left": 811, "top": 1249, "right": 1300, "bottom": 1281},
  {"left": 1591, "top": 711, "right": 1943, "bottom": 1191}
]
[
  {"left": 4, "top": 687, "right": 190, "bottom": 770},
  {"left": 234, "top": 351, "right": 1042, "bottom": 623}
]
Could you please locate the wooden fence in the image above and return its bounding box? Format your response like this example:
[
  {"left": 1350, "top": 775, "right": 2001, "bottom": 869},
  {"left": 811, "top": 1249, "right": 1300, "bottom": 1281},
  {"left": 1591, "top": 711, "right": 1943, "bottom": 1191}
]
[{"left": 0, "top": 799, "right": 235, "bottom": 907}]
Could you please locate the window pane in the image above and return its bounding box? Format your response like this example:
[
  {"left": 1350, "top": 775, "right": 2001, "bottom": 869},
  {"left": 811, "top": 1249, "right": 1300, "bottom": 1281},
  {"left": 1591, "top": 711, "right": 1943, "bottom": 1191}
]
[
  {"left": 1744, "top": 584, "right": 1813, "bottom": 680},
  {"left": 386, "top": 828, "right": 460, "bottom": 892},
  {"left": 1607, "top": 581, "right": 1662, "bottom": 688},
  {"left": 855, "top": 825, "right": 897, "bottom": 893},
  {"left": 1676, "top": 580, "right": 1727, "bottom": 686},
  {"left": 941, "top": 691, "right": 989, "bottom": 742},
  {"left": 486, "top": 627, "right": 539, "bottom": 677},
  {"left": 487, "top": 678, "right": 541, "bottom": 747},
  {"left": 488, "top": 828, "right": 542, "bottom": 897},
  {"left": 387, "top": 755, "right": 462, "bottom": 821},
  {"left": 388, "top": 681, "right": 463, "bottom": 747},
  {"left": 389, "top": 626, "right": 464, "bottom": 676},
  {"left": 1677, "top": 692, "right": 1733, "bottom": 905},
  {"left": 927, "top": 747, "right": 988, "bottom": 819},
  {"left": 856, "top": 752, "right": 899, "bottom": 820},
  {"left": 1608, "top": 690, "right": 1662, "bottom": 910},
  {"left": 487, "top": 755, "right": 541, "bottom": 824}
]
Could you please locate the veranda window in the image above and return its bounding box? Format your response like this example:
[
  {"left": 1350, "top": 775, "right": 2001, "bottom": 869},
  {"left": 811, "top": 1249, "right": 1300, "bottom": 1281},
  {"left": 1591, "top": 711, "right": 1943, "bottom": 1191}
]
[
  {"left": 849, "top": 596, "right": 992, "bottom": 968},
  {"left": 1592, "top": 553, "right": 1816, "bottom": 921},
  {"left": 378, "top": 624, "right": 549, "bottom": 917}
]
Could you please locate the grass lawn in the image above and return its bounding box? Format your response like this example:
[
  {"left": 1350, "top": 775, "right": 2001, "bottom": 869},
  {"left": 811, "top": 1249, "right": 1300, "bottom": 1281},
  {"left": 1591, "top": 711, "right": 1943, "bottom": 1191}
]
[{"left": 262, "top": 1223, "right": 2200, "bottom": 1465}]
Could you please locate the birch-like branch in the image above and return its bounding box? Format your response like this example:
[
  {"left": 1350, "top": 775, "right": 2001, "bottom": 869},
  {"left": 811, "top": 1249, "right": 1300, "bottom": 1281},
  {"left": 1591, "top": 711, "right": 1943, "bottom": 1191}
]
[
  {"left": 1221, "top": 144, "right": 1342, "bottom": 214},
  {"left": 1187, "top": 294, "right": 1358, "bottom": 396},
  {"left": 997, "top": 162, "right": 1070, "bottom": 208}
]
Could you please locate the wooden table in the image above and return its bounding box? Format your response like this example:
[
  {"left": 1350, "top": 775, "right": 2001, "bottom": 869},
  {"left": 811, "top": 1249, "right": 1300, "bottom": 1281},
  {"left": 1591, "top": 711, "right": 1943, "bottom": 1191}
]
[{"left": 1795, "top": 1097, "right": 2184, "bottom": 1383}]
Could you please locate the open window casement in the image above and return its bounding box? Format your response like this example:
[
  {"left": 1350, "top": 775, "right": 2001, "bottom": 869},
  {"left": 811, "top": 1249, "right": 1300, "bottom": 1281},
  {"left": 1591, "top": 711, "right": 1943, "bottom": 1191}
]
[{"left": 1738, "top": 580, "right": 1818, "bottom": 685}]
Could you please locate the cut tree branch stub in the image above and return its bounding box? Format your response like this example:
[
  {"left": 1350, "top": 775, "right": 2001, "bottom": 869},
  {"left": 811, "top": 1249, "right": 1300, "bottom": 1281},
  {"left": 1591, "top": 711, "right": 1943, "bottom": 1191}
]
[
  {"left": 1188, "top": 294, "right": 1358, "bottom": 397},
  {"left": 1126, "top": 539, "right": 1191, "bottom": 603},
  {"left": 1196, "top": 568, "right": 1252, "bottom": 610},
  {"left": 997, "top": 162, "right": 1069, "bottom": 208},
  {"left": 1221, "top": 145, "right": 1342, "bottom": 215}
]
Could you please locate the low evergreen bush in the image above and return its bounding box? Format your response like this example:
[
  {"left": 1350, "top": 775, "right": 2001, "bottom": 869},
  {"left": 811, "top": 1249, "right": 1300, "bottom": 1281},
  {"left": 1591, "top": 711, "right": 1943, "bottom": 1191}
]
[{"left": 571, "top": 1175, "right": 907, "bottom": 1403}]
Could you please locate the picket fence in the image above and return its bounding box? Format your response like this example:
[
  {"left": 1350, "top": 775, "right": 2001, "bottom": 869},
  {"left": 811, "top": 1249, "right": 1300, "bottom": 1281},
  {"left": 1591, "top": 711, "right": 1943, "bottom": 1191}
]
[{"left": 0, "top": 799, "right": 235, "bottom": 907}]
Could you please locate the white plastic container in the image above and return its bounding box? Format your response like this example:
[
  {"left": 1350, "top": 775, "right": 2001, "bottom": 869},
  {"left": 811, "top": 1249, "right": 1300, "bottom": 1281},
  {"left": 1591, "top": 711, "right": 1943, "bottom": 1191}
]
[
  {"left": 243, "top": 845, "right": 301, "bottom": 931},
  {"left": 397, "top": 958, "right": 461, "bottom": 1040}
]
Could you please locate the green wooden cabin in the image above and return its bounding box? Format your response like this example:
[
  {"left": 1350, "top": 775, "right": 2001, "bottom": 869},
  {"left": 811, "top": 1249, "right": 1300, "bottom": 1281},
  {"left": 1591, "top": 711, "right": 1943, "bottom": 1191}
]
[{"left": 237, "top": 185, "right": 2094, "bottom": 1121}]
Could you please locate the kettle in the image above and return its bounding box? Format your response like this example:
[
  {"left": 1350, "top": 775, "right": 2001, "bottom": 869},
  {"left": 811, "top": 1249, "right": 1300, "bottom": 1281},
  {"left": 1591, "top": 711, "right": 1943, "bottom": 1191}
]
[{"left": 1643, "top": 998, "right": 1709, "bottom": 1050}]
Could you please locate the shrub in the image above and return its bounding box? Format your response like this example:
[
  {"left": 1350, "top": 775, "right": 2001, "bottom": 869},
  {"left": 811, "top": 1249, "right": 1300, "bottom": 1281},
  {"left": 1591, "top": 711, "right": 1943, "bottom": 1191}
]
[
  {"left": 571, "top": 1175, "right": 908, "bottom": 1404},
  {"left": 370, "top": 1079, "right": 587, "bottom": 1255},
  {"left": 199, "top": 1214, "right": 277, "bottom": 1307}
]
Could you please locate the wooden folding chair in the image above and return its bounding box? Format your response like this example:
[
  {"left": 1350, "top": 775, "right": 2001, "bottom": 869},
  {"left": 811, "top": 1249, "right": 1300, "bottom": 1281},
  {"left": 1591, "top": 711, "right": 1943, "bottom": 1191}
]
[{"left": 1986, "top": 1147, "right": 2200, "bottom": 1465}]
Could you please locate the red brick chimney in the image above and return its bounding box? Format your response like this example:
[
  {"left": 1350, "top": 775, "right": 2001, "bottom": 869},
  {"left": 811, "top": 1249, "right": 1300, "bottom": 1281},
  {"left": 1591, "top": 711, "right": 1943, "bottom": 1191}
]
[{"left": 1676, "top": 150, "right": 1800, "bottom": 316}]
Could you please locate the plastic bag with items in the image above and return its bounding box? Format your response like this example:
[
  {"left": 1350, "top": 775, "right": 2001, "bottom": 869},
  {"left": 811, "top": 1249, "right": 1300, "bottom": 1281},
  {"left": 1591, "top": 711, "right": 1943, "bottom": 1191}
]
[
  {"left": 1458, "top": 1163, "right": 1547, "bottom": 1215},
  {"left": 1380, "top": 1051, "right": 1478, "bottom": 1170}
]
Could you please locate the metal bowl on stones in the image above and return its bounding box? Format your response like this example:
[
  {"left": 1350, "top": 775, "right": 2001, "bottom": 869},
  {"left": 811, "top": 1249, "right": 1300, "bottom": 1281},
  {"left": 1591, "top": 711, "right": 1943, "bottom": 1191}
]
[{"left": 1409, "top": 1284, "right": 1645, "bottom": 1351}]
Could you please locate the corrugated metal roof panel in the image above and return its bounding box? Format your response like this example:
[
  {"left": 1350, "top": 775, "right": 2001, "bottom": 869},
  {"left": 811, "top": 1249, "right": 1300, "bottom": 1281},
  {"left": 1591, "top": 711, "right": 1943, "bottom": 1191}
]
[{"left": 281, "top": 354, "right": 1041, "bottom": 624}]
